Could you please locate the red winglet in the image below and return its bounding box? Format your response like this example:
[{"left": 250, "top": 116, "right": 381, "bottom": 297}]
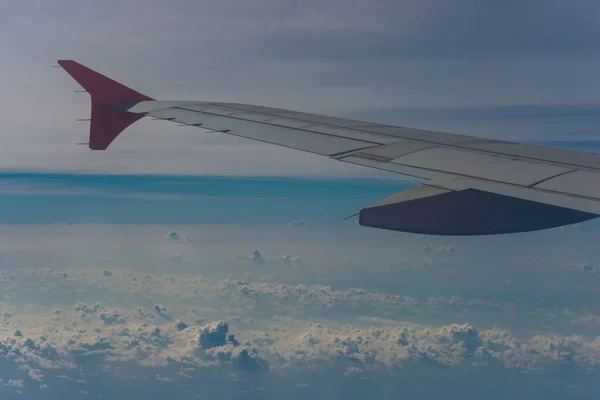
[{"left": 58, "top": 60, "right": 154, "bottom": 150}]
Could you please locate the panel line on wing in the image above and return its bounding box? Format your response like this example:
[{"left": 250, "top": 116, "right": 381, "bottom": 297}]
[
  {"left": 148, "top": 107, "right": 379, "bottom": 156},
  {"left": 529, "top": 169, "right": 578, "bottom": 188},
  {"left": 386, "top": 158, "right": 554, "bottom": 190},
  {"left": 348, "top": 146, "right": 434, "bottom": 162},
  {"left": 192, "top": 103, "right": 600, "bottom": 172},
  {"left": 347, "top": 153, "right": 598, "bottom": 203},
  {"left": 175, "top": 106, "right": 386, "bottom": 146}
]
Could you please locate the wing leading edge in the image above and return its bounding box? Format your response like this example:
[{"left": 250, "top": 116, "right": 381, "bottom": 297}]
[{"left": 58, "top": 60, "right": 600, "bottom": 235}]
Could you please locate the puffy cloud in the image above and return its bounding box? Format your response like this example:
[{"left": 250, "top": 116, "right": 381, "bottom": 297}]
[
  {"left": 100, "top": 311, "right": 126, "bottom": 325},
  {"left": 238, "top": 250, "right": 265, "bottom": 265},
  {"left": 7, "top": 303, "right": 596, "bottom": 380},
  {"left": 568, "top": 261, "right": 599, "bottom": 273},
  {"left": 6, "top": 379, "right": 24, "bottom": 388},
  {"left": 73, "top": 302, "right": 101, "bottom": 314},
  {"left": 206, "top": 344, "right": 267, "bottom": 371},
  {"left": 165, "top": 232, "right": 180, "bottom": 241},
  {"left": 436, "top": 246, "right": 455, "bottom": 253},
  {"left": 153, "top": 305, "right": 172, "bottom": 320},
  {"left": 196, "top": 321, "right": 233, "bottom": 349},
  {"left": 173, "top": 320, "right": 188, "bottom": 331},
  {"left": 0, "top": 265, "right": 598, "bottom": 397},
  {"left": 271, "top": 255, "right": 303, "bottom": 267}
]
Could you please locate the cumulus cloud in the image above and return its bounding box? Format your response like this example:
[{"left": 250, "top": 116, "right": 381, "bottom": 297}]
[
  {"left": 153, "top": 305, "right": 172, "bottom": 320},
  {"left": 568, "top": 261, "right": 600, "bottom": 273},
  {"left": 6, "top": 379, "right": 24, "bottom": 388},
  {"left": 165, "top": 232, "right": 180, "bottom": 241},
  {"left": 196, "top": 321, "right": 231, "bottom": 349},
  {"left": 206, "top": 344, "right": 267, "bottom": 371},
  {"left": 238, "top": 250, "right": 266, "bottom": 265},
  {"left": 435, "top": 246, "right": 455, "bottom": 253},
  {"left": 270, "top": 255, "right": 303, "bottom": 267},
  {"left": 100, "top": 311, "right": 126, "bottom": 325},
  {"left": 12, "top": 309, "right": 600, "bottom": 384},
  {"left": 2, "top": 301, "right": 599, "bottom": 390},
  {"left": 0, "top": 264, "right": 598, "bottom": 397},
  {"left": 173, "top": 320, "right": 188, "bottom": 331}
]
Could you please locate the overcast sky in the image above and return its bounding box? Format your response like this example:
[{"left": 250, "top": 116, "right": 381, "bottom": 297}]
[{"left": 2, "top": 0, "right": 600, "bottom": 175}]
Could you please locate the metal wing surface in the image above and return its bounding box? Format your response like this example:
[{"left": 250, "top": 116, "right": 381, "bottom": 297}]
[{"left": 58, "top": 60, "right": 600, "bottom": 235}]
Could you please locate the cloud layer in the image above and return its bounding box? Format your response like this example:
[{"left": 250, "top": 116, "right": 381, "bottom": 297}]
[{"left": 0, "top": 266, "right": 599, "bottom": 398}]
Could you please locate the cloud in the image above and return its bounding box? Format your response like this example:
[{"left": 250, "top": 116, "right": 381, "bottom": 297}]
[
  {"left": 270, "top": 255, "right": 303, "bottom": 267},
  {"left": 173, "top": 320, "right": 188, "bottom": 331},
  {"left": 435, "top": 246, "right": 455, "bottom": 253},
  {"left": 165, "top": 232, "right": 180, "bottom": 241},
  {"left": 6, "top": 379, "right": 24, "bottom": 388},
  {"left": 568, "top": 261, "right": 600, "bottom": 273},
  {"left": 0, "top": 264, "right": 598, "bottom": 397},
  {"left": 238, "top": 250, "right": 266, "bottom": 265},
  {"left": 153, "top": 305, "right": 172, "bottom": 320},
  {"left": 195, "top": 321, "right": 232, "bottom": 349},
  {"left": 2, "top": 303, "right": 599, "bottom": 390},
  {"left": 206, "top": 344, "right": 267, "bottom": 371},
  {"left": 100, "top": 311, "right": 126, "bottom": 326}
]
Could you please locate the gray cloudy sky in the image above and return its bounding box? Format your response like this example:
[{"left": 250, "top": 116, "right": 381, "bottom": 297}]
[{"left": 3, "top": 0, "right": 600, "bottom": 175}]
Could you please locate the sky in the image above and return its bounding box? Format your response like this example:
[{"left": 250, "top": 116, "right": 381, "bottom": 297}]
[
  {"left": 3, "top": 0, "right": 600, "bottom": 175},
  {"left": 2, "top": 0, "right": 600, "bottom": 399}
]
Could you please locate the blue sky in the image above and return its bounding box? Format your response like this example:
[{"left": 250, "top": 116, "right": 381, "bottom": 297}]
[
  {"left": 3, "top": 1, "right": 600, "bottom": 399},
  {"left": 0, "top": 173, "right": 409, "bottom": 224}
]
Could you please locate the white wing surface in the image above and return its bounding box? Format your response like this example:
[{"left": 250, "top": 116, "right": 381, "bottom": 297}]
[{"left": 58, "top": 60, "right": 600, "bottom": 235}]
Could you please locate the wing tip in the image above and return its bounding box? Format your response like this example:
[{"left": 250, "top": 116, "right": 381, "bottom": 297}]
[{"left": 58, "top": 59, "right": 153, "bottom": 150}]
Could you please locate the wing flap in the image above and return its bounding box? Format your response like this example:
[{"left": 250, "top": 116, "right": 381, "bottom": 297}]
[
  {"left": 435, "top": 177, "right": 600, "bottom": 214},
  {"left": 389, "top": 147, "right": 574, "bottom": 186},
  {"left": 463, "top": 140, "right": 600, "bottom": 170},
  {"left": 534, "top": 170, "right": 600, "bottom": 199},
  {"left": 338, "top": 155, "right": 451, "bottom": 181}
]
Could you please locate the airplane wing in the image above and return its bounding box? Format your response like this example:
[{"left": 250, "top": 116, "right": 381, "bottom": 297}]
[{"left": 57, "top": 60, "right": 600, "bottom": 235}]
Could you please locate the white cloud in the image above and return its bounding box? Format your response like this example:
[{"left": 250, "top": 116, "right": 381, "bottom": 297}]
[
  {"left": 0, "top": 263, "right": 597, "bottom": 397},
  {"left": 6, "top": 379, "right": 24, "bottom": 388},
  {"left": 270, "top": 255, "right": 303, "bottom": 267},
  {"left": 238, "top": 250, "right": 266, "bottom": 265},
  {"left": 0, "top": 221, "right": 599, "bottom": 397},
  {"left": 165, "top": 232, "right": 180, "bottom": 241}
]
